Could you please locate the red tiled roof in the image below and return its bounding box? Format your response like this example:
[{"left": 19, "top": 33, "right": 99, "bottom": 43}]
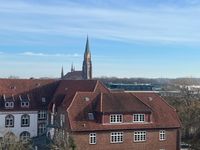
[
  {"left": 132, "top": 92, "right": 181, "bottom": 129},
  {"left": 50, "top": 80, "right": 99, "bottom": 109},
  {"left": 99, "top": 93, "right": 151, "bottom": 113},
  {"left": 0, "top": 78, "right": 59, "bottom": 110},
  {"left": 67, "top": 91, "right": 181, "bottom": 132}
]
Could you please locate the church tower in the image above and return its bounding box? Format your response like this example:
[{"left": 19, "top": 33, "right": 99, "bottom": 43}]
[{"left": 82, "top": 37, "right": 92, "bottom": 79}]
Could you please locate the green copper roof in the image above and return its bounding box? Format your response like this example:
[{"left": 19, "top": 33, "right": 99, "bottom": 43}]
[{"left": 85, "top": 36, "right": 90, "bottom": 54}]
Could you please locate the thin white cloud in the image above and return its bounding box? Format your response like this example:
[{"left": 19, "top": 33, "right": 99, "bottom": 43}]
[
  {"left": 20, "top": 51, "right": 81, "bottom": 57},
  {"left": 0, "top": 0, "right": 200, "bottom": 44}
]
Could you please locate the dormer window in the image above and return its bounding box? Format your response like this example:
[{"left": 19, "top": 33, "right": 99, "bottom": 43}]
[
  {"left": 110, "top": 114, "right": 123, "bottom": 123},
  {"left": 133, "top": 114, "right": 145, "bottom": 122},
  {"left": 21, "top": 101, "right": 29, "bottom": 108},
  {"left": 88, "top": 113, "right": 94, "bottom": 120},
  {"left": 19, "top": 95, "right": 30, "bottom": 108},
  {"left": 5, "top": 102, "right": 14, "bottom": 109}
]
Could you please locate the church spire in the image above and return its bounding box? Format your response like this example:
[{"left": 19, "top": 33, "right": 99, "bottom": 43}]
[
  {"left": 82, "top": 36, "right": 92, "bottom": 80},
  {"left": 85, "top": 36, "right": 90, "bottom": 54},
  {"left": 61, "top": 66, "right": 64, "bottom": 78}
]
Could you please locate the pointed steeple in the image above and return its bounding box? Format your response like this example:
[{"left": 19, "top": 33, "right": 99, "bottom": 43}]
[
  {"left": 82, "top": 36, "right": 92, "bottom": 80},
  {"left": 85, "top": 36, "right": 90, "bottom": 54},
  {"left": 84, "top": 36, "right": 91, "bottom": 61},
  {"left": 61, "top": 66, "right": 64, "bottom": 78}
]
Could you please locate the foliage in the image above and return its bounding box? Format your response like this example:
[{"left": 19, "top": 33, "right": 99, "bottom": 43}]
[
  {"left": 0, "top": 132, "right": 32, "bottom": 150},
  {"left": 49, "top": 129, "right": 76, "bottom": 150},
  {"left": 164, "top": 87, "right": 200, "bottom": 149}
]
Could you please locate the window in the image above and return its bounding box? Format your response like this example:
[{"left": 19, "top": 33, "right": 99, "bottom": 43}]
[
  {"left": 110, "top": 114, "right": 123, "bottom": 123},
  {"left": 134, "top": 131, "right": 146, "bottom": 142},
  {"left": 133, "top": 114, "right": 145, "bottom": 122},
  {"left": 60, "top": 114, "right": 65, "bottom": 127},
  {"left": 20, "top": 131, "right": 30, "bottom": 143},
  {"left": 42, "top": 97, "right": 46, "bottom": 103},
  {"left": 38, "top": 123, "right": 46, "bottom": 135},
  {"left": 89, "top": 133, "right": 96, "bottom": 144},
  {"left": 38, "top": 110, "right": 47, "bottom": 120},
  {"left": 5, "top": 102, "right": 14, "bottom": 109},
  {"left": 21, "top": 101, "right": 29, "bottom": 108},
  {"left": 159, "top": 130, "right": 166, "bottom": 141},
  {"left": 110, "top": 132, "right": 123, "bottom": 143},
  {"left": 21, "top": 114, "right": 30, "bottom": 127},
  {"left": 88, "top": 113, "right": 94, "bottom": 120},
  {"left": 5, "top": 114, "right": 14, "bottom": 127}
]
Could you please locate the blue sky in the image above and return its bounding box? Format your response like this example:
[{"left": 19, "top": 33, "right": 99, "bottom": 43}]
[{"left": 1, "top": 0, "right": 200, "bottom": 78}]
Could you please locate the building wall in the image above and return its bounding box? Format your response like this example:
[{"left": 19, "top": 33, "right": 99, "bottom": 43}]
[
  {"left": 0, "top": 111, "right": 38, "bottom": 138},
  {"left": 72, "top": 129, "right": 178, "bottom": 150}
]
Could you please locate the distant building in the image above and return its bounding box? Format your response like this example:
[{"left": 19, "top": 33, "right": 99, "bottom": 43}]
[
  {"left": 62, "top": 37, "right": 92, "bottom": 80},
  {"left": 107, "top": 83, "right": 159, "bottom": 91}
]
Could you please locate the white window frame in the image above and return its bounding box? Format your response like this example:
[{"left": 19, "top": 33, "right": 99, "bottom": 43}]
[
  {"left": 89, "top": 133, "right": 96, "bottom": 144},
  {"left": 110, "top": 132, "right": 123, "bottom": 143},
  {"left": 38, "top": 110, "right": 47, "bottom": 120},
  {"left": 134, "top": 131, "right": 146, "bottom": 142},
  {"left": 5, "top": 102, "right": 14, "bottom": 108},
  {"left": 21, "top": 114, "right": 30, "bottom": 127},
  {"left": 38, "top": 123, "right": 46, "bottom": 135},
  {"left": 21, "top": 101, "right": 29, "bottom": 108},
  {"left": 133, "top": 114, "right": 145, "bottom": 122},
  {"left": 110, "top": 114, "right": 123, "bottom": 123},
  {"left": 5, "top": 114, "right": 14, "bottom": 127},
  {"left": 159, "top": 130, "right": 166, "bottom": 141}
]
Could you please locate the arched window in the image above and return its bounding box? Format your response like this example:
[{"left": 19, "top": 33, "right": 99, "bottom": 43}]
[
  {"left": 5, "top": 114, "right": 14, "bottom": 127},
  {"left": 4, "top": 132, "right": 17, "bottom": 142},
  {"left": 20, "top": 131, "right": 30, "bottom": 143},
  {"left": 21, "top": 114, "right": 30, "bottom": 127}
]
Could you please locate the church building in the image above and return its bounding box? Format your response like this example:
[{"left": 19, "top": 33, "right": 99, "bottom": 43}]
[{"left": 61, "top": 37, "right": 92, "bottom": 80}]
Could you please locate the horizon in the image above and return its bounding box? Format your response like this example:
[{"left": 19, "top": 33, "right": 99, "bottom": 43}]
[{"left": 1, "top": 0, "right": 200, "bottom": 78}]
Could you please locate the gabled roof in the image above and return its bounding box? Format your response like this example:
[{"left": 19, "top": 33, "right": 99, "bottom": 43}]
[
  {"left": 67, "top": 91, "right": 181, "bottom": 132},
  {"left": 0, "top": 78, "right": 59, "bottom": 110}
]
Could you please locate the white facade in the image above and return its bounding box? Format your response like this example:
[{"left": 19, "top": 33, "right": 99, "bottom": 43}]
[{"left": 0, "top": 111, "right": 38, "bottom": 139}]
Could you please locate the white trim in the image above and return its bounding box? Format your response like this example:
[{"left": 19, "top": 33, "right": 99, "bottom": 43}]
[
  {"left": 134, "top": 131, "right": 146, "bottom": 142},
  {"left": 110, "top": 114, "right": 123, "bottom": 124},
  {"left": 89, "top": 133, "right": 96, "bottom": 144},
  {"left": 133, "top": 114, "right": 145, "bottom": 122},
  {"left": 159, "top": 130, "right": 166, "bottom": 141},
  {"left": 110, "top": 132, "right": 123, "bottom": 143}
]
